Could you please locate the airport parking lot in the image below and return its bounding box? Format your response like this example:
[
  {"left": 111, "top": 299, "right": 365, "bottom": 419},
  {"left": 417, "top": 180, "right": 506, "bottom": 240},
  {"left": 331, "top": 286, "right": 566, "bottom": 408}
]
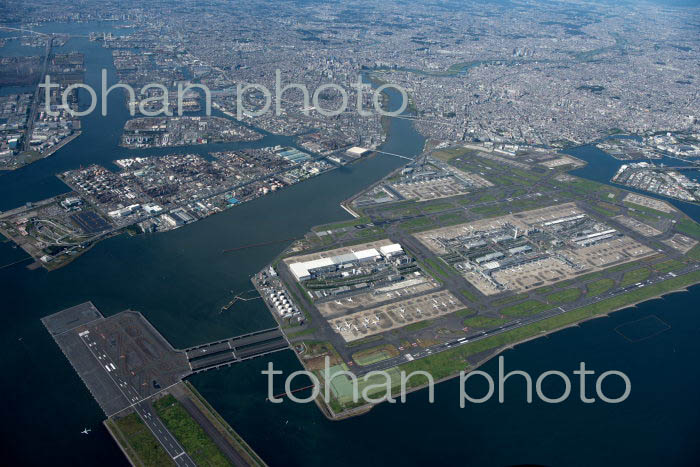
[{"left": 328, "top": 290, "right": 463, "bottom": 342}]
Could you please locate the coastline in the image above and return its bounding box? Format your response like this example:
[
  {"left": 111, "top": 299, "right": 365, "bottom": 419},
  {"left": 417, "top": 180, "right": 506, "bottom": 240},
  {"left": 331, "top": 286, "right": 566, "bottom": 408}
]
[
  {"left": 313, "top": 279, "right": 700, "bottom": 420},
  {"left": 2, "top": 152, "right": 352, "bottom": 271},
  {"left": 0, "top": 131, "right": 83, "bottom": 172}
]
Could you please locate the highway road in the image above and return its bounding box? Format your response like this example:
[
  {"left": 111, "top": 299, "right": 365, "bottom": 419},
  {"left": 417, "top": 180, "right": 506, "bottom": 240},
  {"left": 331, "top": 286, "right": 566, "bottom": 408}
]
[{"left": 23, "top": 36, "right": 53, "bottom": 152}]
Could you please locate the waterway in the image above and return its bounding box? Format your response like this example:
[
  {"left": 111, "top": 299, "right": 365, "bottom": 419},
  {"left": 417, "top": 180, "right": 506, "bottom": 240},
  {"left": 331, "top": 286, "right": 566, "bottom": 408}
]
[{"left": 1, "top": 22, "right": 699, "bottom": 467}]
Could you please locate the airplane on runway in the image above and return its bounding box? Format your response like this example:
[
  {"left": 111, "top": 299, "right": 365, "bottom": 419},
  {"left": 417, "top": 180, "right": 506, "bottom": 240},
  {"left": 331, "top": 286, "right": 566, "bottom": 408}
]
[{"left": 81, "top": 428, "right": 91, "bottom": 435}]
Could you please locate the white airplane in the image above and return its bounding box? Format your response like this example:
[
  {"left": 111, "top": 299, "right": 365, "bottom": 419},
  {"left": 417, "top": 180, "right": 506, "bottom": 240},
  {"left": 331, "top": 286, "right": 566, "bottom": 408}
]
[{"left": 81, "top": 428, "right": 91, "bottom": 435}]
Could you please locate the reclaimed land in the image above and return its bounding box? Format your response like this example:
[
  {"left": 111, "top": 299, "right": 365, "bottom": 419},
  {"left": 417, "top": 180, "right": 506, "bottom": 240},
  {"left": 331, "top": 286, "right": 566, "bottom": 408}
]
[
  {"left": 105, "top": 413, "right": 174, "bottom": 467},
  {"left": 397, "top": 270, "right": 700, "bottom": 386},
  {"left": 184, "top": 382, "right": 267, "bottom": 467},
  {"left": 153, "top": 395, "right": 230, "bottom": 467}
]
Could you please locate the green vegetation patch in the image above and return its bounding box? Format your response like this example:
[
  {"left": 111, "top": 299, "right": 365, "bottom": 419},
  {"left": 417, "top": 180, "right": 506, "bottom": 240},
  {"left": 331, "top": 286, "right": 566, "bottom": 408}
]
[
  {"left": 653, "top": 259, "right": 685, "bottom": 273},
  {"left": 585, "top": 278, "right": 615, "bottom": 297},
  {"left": 432, "top": 147, "right": 472, "bottom": 162},
  {"left": 324, "top": 363, "right": 402, "bottom": 405},
  {"left": 313, "top": 216, "right": 371, "bottom": 232},
  {"left": 379, "top": 203, "right": 421, "bottom": 217},
  {"left": 459, "top": 288, "right": 478, "bottom": 302},
  {"left": 687, "top": 244, "right": 700, "bottom": 261},
  {"left": 420, "top": 257, "right": 459, "bottom": 283},
  {"left": 402, "top": 320, "right": 434, "bottom": 332},
  {"left": 398, "top": 269, "right": 700, "bottom": 388},
  {"left": 153, "top": 395, "right": 229, "bottom": 467},
  {"left": 286, "top": 327, "right": 317, "bottom": 339},
  {"left": 620, "top": 268, "right": 651, "bottom": 287},
  {"left": 557, "top": 271, "right": 603, "bottom": 288},
  {"left": 492, "top": 293, "right": 527, "bottom": 306},
  {"left": 420, "top": 202, "right": 454, "bottom": 213},
  {"left": 546, "top": 288, "right": 582, "bottom": 305},
  {"left": 399, "top": 216, "right": 435, "bottom": 231},
  {"left": 355, "top": 226, "right": 386, "bottom": 238},
  {"left": 435, "top": 212, "right": 467, "bottom": 226},
  {"left": 184, "top": 383, "right": 266, "bottom": 466},
  {"left": 532, "top": 285, "right": 554, "bottom": 295},
  {"left": 302, "top": 340, "right": 343, "bottom": 361},
  {"left": 590, "top": 203, "right": 619, "bottom": 217},
  {"left": 676, "top": 219, "right": 700, "bottom": 240},
  {"left": 500, "top": 299, "right": 551, "bottom": 317},
  {"left": 109, "top": 413, "right": 174, "bottom": 467},
  {"left": 352, "top": 344, "right": 400, "bottom": 366},
  {"left": 463, "top": 315, "right": 510, "bottom": 329},
  {"left": 345, "top": 335, "right": 384, "bottom": 348},
  {"left": 623, "top": 202, "right": 674, "bottom": 219}
]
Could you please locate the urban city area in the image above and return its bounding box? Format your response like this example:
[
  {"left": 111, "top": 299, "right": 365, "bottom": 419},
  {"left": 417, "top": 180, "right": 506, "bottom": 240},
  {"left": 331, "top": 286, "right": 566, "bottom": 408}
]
[{"left": 1, "top": 1, "right": 699, "bottom": 467}]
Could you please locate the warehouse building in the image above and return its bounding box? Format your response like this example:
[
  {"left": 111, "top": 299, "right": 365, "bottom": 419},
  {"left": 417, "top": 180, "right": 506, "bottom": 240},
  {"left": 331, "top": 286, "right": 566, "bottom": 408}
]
[{"left": 289, "top": 243, "right": 404, "bottom": 281}]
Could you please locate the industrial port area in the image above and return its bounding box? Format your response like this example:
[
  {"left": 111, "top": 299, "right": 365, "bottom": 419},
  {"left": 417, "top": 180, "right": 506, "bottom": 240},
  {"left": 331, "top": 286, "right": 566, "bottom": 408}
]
[
  {"left": 120, "top": 116, "right": 262, "bottom": 148},
  {"left": 612, "top": 162, "right": 700, "bottom": 203},
  {"left": 0, "top": 145, "right": 338, "bottom": 269},
  {"left": 0, "top": 51, "right": 85, "bottom": 170},
  {"left": 2, "top": 0, "right": 700, "bottom": 464},
  {"left": 253, "top": 142, "right": 700, "bottom": 418}
]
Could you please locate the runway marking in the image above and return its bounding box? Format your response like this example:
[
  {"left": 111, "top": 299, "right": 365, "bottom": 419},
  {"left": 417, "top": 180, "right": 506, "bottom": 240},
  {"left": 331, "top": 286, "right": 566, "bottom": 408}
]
[{"left": 173, "top": 452, "right": 185, "bottom": 460}]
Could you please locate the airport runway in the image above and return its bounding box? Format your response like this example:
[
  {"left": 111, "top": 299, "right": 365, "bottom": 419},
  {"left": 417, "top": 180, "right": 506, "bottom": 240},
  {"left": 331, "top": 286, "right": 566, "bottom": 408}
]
[
  {"left": 134, "top": 401, "right": 196, "bottom": 467},
  {"left": 355, "top": 264, "right": 700, "bottom": 376},
  {"left": 77, "top": 326, "right": 195, "bottom": 466}
]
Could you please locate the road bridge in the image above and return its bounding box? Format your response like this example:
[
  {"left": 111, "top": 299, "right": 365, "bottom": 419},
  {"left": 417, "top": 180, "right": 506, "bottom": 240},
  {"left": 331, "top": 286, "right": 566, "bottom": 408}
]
[{"left": 186, "top": 327, "right": 290, "bottom": 373}]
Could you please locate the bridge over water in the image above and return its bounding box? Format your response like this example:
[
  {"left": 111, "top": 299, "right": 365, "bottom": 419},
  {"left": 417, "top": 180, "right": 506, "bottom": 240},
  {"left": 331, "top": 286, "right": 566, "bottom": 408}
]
[
  {"left": 42, "top": 303, "right": 290, "bottom": 417},
  {"left": 185, "top": 327, "right": 290, "bottom": 373}
]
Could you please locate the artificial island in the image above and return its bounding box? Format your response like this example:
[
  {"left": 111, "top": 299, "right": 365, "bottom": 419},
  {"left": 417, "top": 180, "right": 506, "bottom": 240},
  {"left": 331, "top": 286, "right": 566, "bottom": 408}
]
[{"left": 253, "top": 143, "right": 700, "bottom": 418}]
